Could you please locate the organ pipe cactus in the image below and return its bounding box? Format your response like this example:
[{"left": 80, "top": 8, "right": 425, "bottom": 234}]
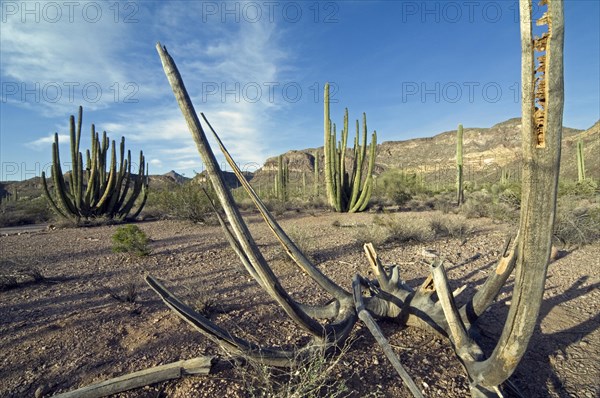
[
  {"left": 323, "top": 83, "right": 377, "bottom": 212},
  {"left": 576, "top": 139, "right": 586, "bottom": 182},
  {"left": 41, "top": 107, "right": 148, "bottom": 222},
  {"left": 456, "top": 124, "right": 464, "bottom": 205},
  {"left": 274, "top": 155, "right": 288, "bottom": 201}
]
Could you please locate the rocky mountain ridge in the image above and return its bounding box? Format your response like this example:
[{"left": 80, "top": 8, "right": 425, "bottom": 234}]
[{"left": 2, "top": 118, "right": 598, "bottom": 198}]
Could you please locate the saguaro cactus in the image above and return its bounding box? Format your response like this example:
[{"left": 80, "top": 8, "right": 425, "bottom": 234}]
[
  {"left": 323, "top": 83, "right": 377, "bottom": 212},
  {"left": 576, "top": 139, "right": 586, "bottom": 182},
  {"left": 456, "top": 124, "right": 464, "bottom": 205},
  {"left": 41, "top": 107, "right": 148, "bottom": 222}
]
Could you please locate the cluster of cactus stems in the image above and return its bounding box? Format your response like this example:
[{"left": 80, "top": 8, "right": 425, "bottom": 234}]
[
  {"left": 456, "top": 124, "right": 464, "bottom": 205},
  {"left": 274, "top": 154, "right": 289, "bottom": 201},
  {"left": 41, "top": 107, "right": 148, "bottom": 222},
  {"left": 323, "top": 83, "right": 377, "bottom": 212},
  {"left": 576, "top": 139, "right": 586, "bottom": 182}
]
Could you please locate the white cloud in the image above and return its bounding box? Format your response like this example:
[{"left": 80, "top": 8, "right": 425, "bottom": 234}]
[
  {"left": 2, "top": 2, "right": 292, "bottom": 175},
  {"left": 0, "top": 2, "right": 139, "bottom": 115},
  {"left": 26, "top": 134, "right": 70, "bottom": 150}
]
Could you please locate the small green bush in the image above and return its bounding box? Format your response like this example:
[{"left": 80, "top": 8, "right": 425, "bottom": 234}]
[
  {"left": 375, "top": 169, "right": 429, "bottom": 206},
  {"left": 145, "top": 183, "right": 214, "bottom": 223},
  {"left": 111, "top": 224, "right": 150, "bottom": 256},
  {"left": 559, "top": 179, "right": 598, "bottom": 197}
]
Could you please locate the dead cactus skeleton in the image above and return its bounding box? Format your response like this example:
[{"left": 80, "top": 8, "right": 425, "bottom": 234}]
[{"left": 145, "top": 1, "right": 564, "bottom": 396}]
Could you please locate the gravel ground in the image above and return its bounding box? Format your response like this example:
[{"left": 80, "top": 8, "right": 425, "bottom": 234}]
[{"left": 0, "top": 210, "right": 598, "bottom": 397}]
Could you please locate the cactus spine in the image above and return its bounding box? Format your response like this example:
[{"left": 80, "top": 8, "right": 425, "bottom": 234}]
[
  {"left": 576, "top": 139, "right": 586, "bottom": 182},
  {"left": 41, "top": 107, "right": 148, "bottom": 222},
  {"left": 323, "top": 83, "right": 377, "bottom": 212},
  {"left": 456, "top": 124, "right": 464, "bottom": 205}
]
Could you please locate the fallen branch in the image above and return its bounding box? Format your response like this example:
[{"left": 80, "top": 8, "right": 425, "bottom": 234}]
[
  {"left": 53, "top": 356, "right": 214, "bottom": 398},
  {"left": 352, "top": 275, "right": 424, "bottom": 398}
]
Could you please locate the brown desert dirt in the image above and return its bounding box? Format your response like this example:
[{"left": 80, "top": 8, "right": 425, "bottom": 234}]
[{"left": 0, "top": 210, "right": 598, "bottom": 397}]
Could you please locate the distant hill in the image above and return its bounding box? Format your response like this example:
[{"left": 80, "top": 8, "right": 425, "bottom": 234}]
[
  {"left": 2, "top": 118, "right": 598, "bottom": 199},
  {"left": 252, "top": 118, "right": 599, "bottom": 187}
]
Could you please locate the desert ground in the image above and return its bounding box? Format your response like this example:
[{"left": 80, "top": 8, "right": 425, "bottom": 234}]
[{"left": 1, "top": 210, "right": 598, "bottom": 397}]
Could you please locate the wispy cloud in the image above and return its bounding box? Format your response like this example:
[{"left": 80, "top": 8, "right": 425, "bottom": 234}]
[
  {"left": 1, "top": 2, "right": 143, "bottom": 115},
  {"left": 2, "top": 1, "right": 292, "bottom": 175},
  {"left": 26, "top": 134, "right": 70, "bottom": 150}
]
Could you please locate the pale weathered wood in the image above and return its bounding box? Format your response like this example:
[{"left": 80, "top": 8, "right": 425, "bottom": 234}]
[
  {"left": 53, "top": 357, "right": 213, "bottom": 398},
  {"left": 352, "top": 275, "right": 424, "bottom": 398},
  {"left": 469, "top": 0, "right": 564, "bottom": 393},
  {"left": 431, "top": 261, "right": 483, "bottom": 363}
]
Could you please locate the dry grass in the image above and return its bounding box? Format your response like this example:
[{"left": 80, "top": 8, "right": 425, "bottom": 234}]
[{"left": 234, "top": 339, "right": 357, "bottom": 398}]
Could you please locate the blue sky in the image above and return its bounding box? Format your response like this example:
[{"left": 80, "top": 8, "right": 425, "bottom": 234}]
[{"left": 1, "top": 0, "right": 599, "bottom": 181}]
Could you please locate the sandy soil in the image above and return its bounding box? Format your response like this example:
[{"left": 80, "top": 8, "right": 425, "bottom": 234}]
[{"left": 0, "top": 210, "right": 598, "bottom": 397}]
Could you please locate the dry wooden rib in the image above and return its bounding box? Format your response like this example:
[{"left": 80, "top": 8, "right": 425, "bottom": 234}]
[{"left": 53, "top": 356, "right": 213, "bottom": 398}]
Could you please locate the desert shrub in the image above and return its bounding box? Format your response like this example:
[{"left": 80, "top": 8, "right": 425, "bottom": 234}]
[
  {"left": 498, "top": 186, "right": 521, "bottom": 208},
  {"left": 0, "top": 260, "right": 46, "bottom": 290},
  {"left": 430, "top": 214, "right": 472, "bottom": 239},
  {"left": 553, "top": 197, "right": 600, "bottom": 246},
  {"left": 146, "top": 183, "right": 214, "bottom": 223},
  {"left": 0, "top": 197, "right": 54, "bottom": 227},
  {"left": 111, "top": 224, "right": 150, "bottom": 256},
  {"left": 403, "top": 194, "right": 436, "bottom": 211},
  {"left": 105, "top": 282, "right": 138, "bottom": 303},
  {"left": 264, "top": 198, "right": 292, "bottom": 217},
  {"left": 236, "top": 342, "right": 352, "bottom": 398},
  {"left": 357, "top": 215, "right": 435, "bottom": 246},
  {"left": 376, "top": 170, "right": 429, "bottom": 206},
  {"left": 432, "top": 194, "right": 455, "bottom": 214},
  {"left": 459, "top": 191, "right": 518, "bottom": 223},
  {"left": 558, "top": 179, "right": 599, "bottom": 197}
]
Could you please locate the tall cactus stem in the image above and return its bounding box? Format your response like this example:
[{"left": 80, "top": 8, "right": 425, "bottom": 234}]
[
  {"left": 576, "top": 139, "right": 586, "bottom": 182},
  {"left": 41, "top": 107, "right": 148, "bottom": 222},
  {"left": 456, "top": 124, "right": 464, "bottom": 205},
  {"left": 323, "top": 84, "right": 377, "bottom": 212}
]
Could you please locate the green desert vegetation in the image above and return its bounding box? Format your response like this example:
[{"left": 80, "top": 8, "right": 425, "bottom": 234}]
[
  {"left": 41, "top": 106, "right": 149, "bottom": 224},
  {"left": 111, "top": 224, "right": 151, "bottom": 256},
  {"left": 323, "top": 83, "right": 377, "bottom": 213},
  {"left": 144, "top": 181, "right": 216, "bottom": 223}
]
